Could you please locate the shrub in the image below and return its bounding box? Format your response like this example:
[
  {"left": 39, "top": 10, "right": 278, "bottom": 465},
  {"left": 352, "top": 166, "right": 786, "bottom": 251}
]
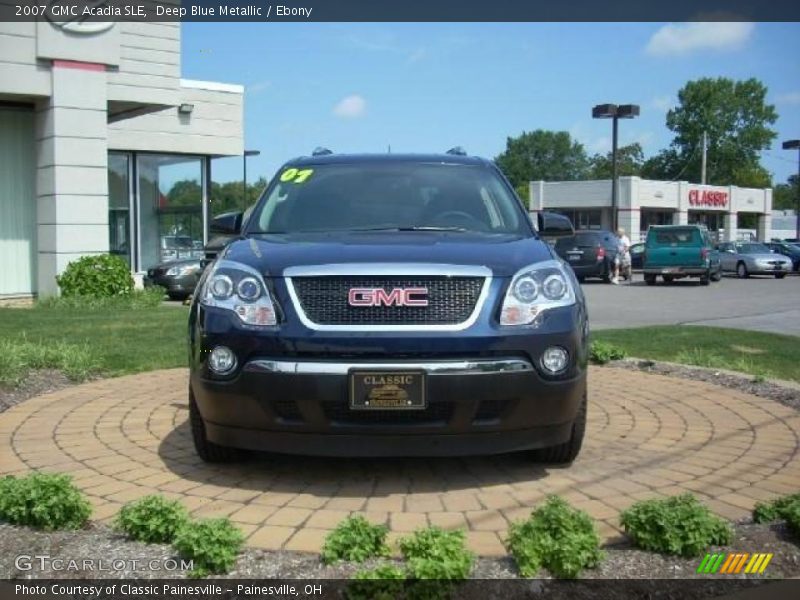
[
  {"left": 753, "top": 493, "right": 800, "bottom": 537},
  {"left": 0, "top": 337, "right": 99, "bottom": 386},
  {"left": 589, "top": 340, "right": 626, "bottom": 364},
  {"left": 399, "top": 527, "right": 474, "bottom": 580},
  {"left": 506, "top": 496, "right": 603, "bottom": 579},
  {"left": 321, "top": 515, "right": 390, "bottom": 564},
  {"left": 115, "top": 495, "right": 189, "bottom": 544},
  {"left": 0, "top": 473, "right": 91, "bottom": 530},
  {"left": 172, "top": 517, "right": 244, "bottom": 577},
  {"left": 347, "top": 564, "right": 406, "bottom": 600},
  {"left": 56, "top": 254, "right": 134, "bottom": 298},
  {"left": 620, "top": 494, "right": 732, "bottom": 557}
]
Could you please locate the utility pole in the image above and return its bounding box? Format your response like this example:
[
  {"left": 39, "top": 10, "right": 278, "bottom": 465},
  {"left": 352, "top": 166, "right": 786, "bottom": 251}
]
[
  {"left": 783, "top": 140, "right": 800, "bottom": 241},
  {"left": 701, "top": 131, "right": 708, "bottom": 185}
]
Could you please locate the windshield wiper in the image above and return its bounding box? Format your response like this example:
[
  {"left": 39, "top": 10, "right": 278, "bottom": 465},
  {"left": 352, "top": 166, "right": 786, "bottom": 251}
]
[{"left": 346, "top": 226, "right": 470, "bottom": 233}]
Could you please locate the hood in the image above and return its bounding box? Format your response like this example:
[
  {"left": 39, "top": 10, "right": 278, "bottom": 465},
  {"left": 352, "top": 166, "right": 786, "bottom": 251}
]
[{"left": 221, "top": 232, "right": 552, "bottom": 277}]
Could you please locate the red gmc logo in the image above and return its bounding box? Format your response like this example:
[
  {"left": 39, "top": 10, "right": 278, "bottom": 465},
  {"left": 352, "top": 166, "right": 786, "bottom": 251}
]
[{"left": 348, "top": 287, "right": 429, "bottom": 307}]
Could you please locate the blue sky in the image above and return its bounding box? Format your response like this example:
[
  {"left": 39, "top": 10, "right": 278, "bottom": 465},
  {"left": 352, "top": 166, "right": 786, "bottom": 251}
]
[{"left": 181, "top": 22, "right": 800, "bottom": 185}]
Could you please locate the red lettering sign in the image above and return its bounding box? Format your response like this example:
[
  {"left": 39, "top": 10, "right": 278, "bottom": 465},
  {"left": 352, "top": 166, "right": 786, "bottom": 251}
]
[
  {"left": 688, "top": 189, "right": 728, "bottom": 207},
  {"left": 348, "top": 287, "right": 429, "bottom": 307}
]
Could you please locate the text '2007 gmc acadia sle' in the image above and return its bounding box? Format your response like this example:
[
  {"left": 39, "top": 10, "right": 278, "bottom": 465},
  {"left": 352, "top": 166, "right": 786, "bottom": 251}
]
[{"left": 188, "top": 150, "right": 589, "bottom": 463}]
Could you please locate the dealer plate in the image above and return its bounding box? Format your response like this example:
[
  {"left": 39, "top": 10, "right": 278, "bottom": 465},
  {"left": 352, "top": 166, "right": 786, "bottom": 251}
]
[{"left": 349, "top": 370, "right": 426, "bottom": 410}]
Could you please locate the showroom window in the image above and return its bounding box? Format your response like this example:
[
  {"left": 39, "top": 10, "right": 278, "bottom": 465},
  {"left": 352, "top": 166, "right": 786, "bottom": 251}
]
[
  {"left": 553, "top": 209, "right": 602, "bottom": 230},
  {"left": 136, "top": 154, "right": 207, "bottom": 271}
]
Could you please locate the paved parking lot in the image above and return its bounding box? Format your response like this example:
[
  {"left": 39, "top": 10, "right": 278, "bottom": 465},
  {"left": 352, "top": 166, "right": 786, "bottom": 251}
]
[
  {"left": 1, "top": 367, "right": 798, "bottom": 556},
  {"left": 584, "top": 273, "right": 800, "bottom": 336}
]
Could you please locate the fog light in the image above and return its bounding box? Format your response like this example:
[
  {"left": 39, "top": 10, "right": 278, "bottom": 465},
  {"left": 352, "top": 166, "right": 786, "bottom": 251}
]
[
  {"left": 208, "top": 346, "right": 237, "bottom": 374},
  {"left": 541, "top": 346, "right": 568, "bottom": 374}
]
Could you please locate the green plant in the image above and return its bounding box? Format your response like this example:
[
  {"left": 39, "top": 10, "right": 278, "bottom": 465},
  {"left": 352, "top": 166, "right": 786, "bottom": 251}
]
[
  {"left": 347, "top": 564, "right": 406, "bottom": 600},
  {"left": 56, "top": 254, "right": 134, "bottom": 298},
  {"left": 115, "top": 495, "right": 189, "bottom": 544},
  {"left": 589, "top": 340, "right": 626, "bottom": 364},
  {"left": 321, "top": 515, "right": 390, "bottom": 564},
  {"left": 172, "top": 517, "right": 244, "bottom": 577},
  {"left": 0, "top": 337, "right": 99, "bottom": 386},
  {"left": 38, "top": 287, "right": 166, "bottom": 310},
  {"left": 399, "top": 527, "right": 474, "bottom": 580},
  {"left": 506, "top": 496, "right": 603, "bottom": 578},
  {"left": 620, "top": 494, "right": 732, "bottom": 557},
  {"left": 753, "top": 493, "right": 800, "bottom": 523},
  {"left": 0, "top": 473, "right": 91, "bottom": 530}
]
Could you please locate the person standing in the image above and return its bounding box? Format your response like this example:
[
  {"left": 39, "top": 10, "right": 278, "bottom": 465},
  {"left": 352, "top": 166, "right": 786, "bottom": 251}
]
[{"left": 612, "top": 227, "right": 631, "bottom": 284}]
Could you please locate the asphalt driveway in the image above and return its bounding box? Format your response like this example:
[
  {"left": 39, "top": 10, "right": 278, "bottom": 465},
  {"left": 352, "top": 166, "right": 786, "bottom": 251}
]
[{"left": 584, "top": 274, "right": 800, "bottom": 336}]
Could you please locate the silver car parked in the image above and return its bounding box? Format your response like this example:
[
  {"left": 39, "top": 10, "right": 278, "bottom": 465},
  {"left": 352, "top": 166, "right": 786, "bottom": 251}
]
[{"left": 718, "top": 241, "right": 793, "bottom": 279}]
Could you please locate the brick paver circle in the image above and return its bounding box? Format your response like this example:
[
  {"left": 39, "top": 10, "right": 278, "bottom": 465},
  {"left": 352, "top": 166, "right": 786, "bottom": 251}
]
[{"left": 1, "top": 367, "right": 798, "bottom": 556}]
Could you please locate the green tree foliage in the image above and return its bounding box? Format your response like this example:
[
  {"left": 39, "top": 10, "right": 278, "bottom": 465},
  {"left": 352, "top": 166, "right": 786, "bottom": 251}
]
[
  {"left": 589, "top": 143, "right": 644, "bottom": 179},
  {"left": 495, "top": 130, "right": 590, "bottom": 196},
  {"left": 643, "top": 78, "right": 777, "bottom": 186},
  {"left": 162, "top": 177, "right": 268, "bottom": 216},
  {"left": 773, "top": 175, "right": 799, "bottom": 211}
]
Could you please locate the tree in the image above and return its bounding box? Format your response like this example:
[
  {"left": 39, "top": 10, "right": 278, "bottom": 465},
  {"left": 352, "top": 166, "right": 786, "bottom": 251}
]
[
  {"left": 588, "top": 143, "right": 644, "bottom": 179},
  {"left": 773, "top": 175, "right": 799, "bottom": 211},
  {"left": 494, "top": 130, "right": 590, "bottom": 198},
  {"left": 209, "top": 177, "right": 268, "bottom": 216},
  {"left": 646, "top": 78, "right": 777, "bottom": 186}
]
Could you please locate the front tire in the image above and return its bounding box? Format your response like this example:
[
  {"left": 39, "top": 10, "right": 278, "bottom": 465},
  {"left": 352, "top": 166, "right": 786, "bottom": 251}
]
[
  {"left": 189, "top": 389, "right": 240, "bottom": 462},
  {"left": 775, "top": 273, "right": 786, "bottom": 279},
  {"left": 533, "top": 393, "right": 586, "bottom": 464},
  {"left": 736, "top": 262, "right": 749, "bottom": 279},
  {"left": 711, "top": 269, "right": 722, "bottom": 282},
  {"left": 644, "top": 274, "right": 656, "bottom": 286}
]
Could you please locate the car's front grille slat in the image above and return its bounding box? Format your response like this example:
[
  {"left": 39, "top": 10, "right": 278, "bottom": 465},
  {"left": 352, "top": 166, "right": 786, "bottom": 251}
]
[{"left": 291, "top": 276, "right": 484, "bottom": 325}]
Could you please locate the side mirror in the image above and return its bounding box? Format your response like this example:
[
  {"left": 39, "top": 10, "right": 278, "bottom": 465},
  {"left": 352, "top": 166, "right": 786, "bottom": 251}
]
[
  {"left": 536, "top": 212, "right": 575, "bottom": 238},
  {"left": 210, "top": 211, "right": 243, "bottom": 235}
]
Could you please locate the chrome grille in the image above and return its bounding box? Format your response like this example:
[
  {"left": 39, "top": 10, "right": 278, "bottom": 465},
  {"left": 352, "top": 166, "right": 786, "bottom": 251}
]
[{"left": 289, "top": 276, "right": 485, "bottom": 326}]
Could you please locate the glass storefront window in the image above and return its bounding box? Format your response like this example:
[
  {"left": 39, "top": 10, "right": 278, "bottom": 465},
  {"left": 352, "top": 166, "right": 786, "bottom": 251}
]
[
  {"left": 137, "top": 154, "right": 205, "bottom": 270},
  {"left": 108, "top": 153, "right": 132, "bottom": 266},
  {"left": 552, "top": 209, "right": 601, "bottom": 230}
]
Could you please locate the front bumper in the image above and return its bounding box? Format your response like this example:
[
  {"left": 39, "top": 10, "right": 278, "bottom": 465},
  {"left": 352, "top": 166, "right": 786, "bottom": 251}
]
[
  {"left": 191, "top": 356, "right": 585, "bottom": 457},
  {"left": 144, "top": 274, "right": 197, "bottom": 295},
  {"left": 748, "top": 263, "right": 791, "bottom": 274}
]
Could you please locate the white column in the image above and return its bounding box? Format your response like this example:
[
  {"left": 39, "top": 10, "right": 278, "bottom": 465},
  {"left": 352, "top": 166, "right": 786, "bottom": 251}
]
[
  {"left": 757, "top": 213, "right": 771, "bottom": 242},
  {"left": 723, "top": 213, "right": 738, "bottom": 242},
  {"left": 35, "top": 62, "right": 109, "bottom": 296},
  {"left": 675, "top": 181, "right": 689, "bottom": 225}
]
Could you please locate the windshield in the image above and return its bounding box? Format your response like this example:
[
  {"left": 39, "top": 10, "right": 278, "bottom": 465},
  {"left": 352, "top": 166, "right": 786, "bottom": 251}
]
[
  {"left": 247, "top": 162, "right": 528, "bottom": 235},
  {"left": 735, "top": 243, "right": 770, "bottom": 254}
]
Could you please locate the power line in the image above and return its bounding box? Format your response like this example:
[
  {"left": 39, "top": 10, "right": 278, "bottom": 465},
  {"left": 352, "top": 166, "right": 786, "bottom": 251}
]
[{"left": 668, "top": 142, "right": 700, "bottom": 182}]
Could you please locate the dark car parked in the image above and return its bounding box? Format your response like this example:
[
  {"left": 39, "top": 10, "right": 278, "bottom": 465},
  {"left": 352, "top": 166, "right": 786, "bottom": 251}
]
[
  {"left": 554, "top": 230, "right": 620, "bottom": 283},
  {"left": 144, "top": 258, "right": 203, "bottom": 300},
  {"left": 766, "top": 241, "right": 800, "bottom": 271},
  {"left": 188, "top": 151, "right": 588, "bottom": 464}
]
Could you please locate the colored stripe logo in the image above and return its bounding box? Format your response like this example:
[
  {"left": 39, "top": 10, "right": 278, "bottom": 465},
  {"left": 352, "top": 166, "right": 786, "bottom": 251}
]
[{"left": 697, "top": 553, "right": 773, "bottom": 574}]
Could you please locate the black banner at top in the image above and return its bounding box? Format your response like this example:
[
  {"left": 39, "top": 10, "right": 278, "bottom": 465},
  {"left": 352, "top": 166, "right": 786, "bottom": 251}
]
[{"left": 1, "top": 0, "right": 800, "bottom": 22}]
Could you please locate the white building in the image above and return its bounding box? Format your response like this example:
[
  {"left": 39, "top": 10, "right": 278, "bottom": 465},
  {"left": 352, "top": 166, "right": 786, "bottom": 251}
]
[
  {"left": 0, "top": 20, "right": 244, "bottom": 298},
  {"left": 529, "top": 177, "right": 773, "bottom": 243}
]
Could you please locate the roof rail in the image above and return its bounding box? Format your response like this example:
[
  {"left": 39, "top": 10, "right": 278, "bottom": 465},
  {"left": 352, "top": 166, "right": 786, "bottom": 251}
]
[
  {"left": 312, "top": 147, "right": 333, "bottom": 156},
  {"left": 446, "top": 146, "right": 467, "bottom": 156}
]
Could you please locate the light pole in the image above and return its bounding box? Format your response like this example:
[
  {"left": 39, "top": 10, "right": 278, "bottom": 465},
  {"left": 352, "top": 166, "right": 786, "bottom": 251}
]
[
  {"left": 592, "top": 104, "right": 640, "bottom": 232},
  {"left": 243, "top": 149, "right": 261, "bottom": 211},
  {"left": 782, "top": 140, "right": 800, "bottom": 241}
]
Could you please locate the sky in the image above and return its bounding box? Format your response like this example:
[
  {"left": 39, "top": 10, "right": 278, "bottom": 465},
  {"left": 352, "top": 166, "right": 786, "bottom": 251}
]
[{"left": 180, "top": 22, "right": 800, "bottom": 185}]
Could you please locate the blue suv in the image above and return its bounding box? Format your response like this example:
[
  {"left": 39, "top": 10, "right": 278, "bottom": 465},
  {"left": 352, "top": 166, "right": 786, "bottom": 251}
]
[{"left": 188, "top": 151, "right": 588, "bottom": 463}]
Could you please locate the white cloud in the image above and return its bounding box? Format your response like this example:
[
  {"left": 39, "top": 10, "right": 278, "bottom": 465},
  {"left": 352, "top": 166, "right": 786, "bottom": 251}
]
[
  {"left": 332, "top": 95, "right": 367, "bottom": 119},
  {"left": 775, "top": 91, "right": 800, "bottom": 106},
  {"left": 649, "top": 95, "right": 674, "bottom": 112},
  {"left": 247, "top": 81, "right": 271, "bottom": 94},
  {"left": 645, "top": 22, "right": 754, "bottom": 57}
]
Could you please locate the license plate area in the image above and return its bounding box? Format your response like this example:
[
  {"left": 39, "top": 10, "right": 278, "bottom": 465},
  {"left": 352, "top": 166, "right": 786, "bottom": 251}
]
[{"left": 349, "top": 370, "right": 427, "bottom": 410}]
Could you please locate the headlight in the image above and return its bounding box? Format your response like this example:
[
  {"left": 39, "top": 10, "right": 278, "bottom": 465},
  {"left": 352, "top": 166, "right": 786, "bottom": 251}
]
[
  {"left": 500, "top": 260, "right": 576, "bottom": 326},
  {"left": 201, "top": 259, "right": 278, "bottom": 326},
  {"left": 165, "top": 264, "right": 199, "bottom": 277}
]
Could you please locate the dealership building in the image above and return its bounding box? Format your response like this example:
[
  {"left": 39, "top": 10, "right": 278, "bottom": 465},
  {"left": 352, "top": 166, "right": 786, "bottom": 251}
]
[
  {"left": 0, "top": 20, "right": 244, "bottom": 298},
  {"left": 529, "top": 177, "right": 773, "bottom": 243}
]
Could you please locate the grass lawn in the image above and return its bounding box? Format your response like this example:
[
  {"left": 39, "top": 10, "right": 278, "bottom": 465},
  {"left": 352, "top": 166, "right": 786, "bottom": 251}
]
[
  {"left": 0, "top": 305, "right": 188, "bottom": 384},
  {"left": 594, "top": 326, "right": 800, "bottom": 383}
]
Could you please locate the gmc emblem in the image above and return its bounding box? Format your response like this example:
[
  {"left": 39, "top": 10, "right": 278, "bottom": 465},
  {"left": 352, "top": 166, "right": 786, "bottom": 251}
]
[{"left": 348, "top": 287, "right": 429, "bottom": 307}]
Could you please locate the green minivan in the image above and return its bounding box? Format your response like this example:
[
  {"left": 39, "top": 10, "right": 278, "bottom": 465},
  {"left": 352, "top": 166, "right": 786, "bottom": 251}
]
[{"left": 642, "top": 225, "right": 721, "bottom": 286}]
